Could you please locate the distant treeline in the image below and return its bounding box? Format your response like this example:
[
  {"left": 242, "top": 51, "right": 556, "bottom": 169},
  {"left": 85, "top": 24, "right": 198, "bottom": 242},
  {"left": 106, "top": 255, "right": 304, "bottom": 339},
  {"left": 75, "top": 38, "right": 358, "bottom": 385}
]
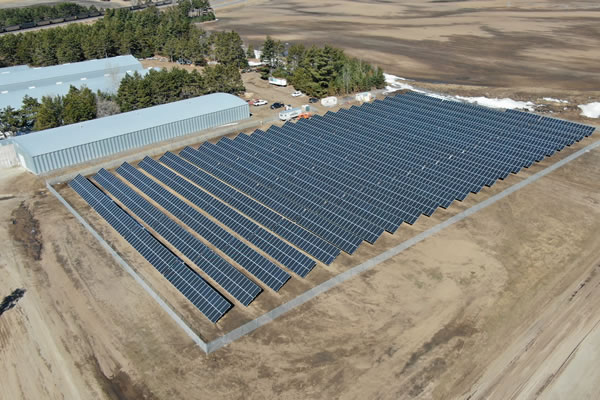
[
  {"left": 0, "top": 3, "right": 227, "bottom": 67},
  {"left": 0, "top": 3, "right": 95, "bottom": 27},
  {"left": 0, "top": 67, "right": 245, "bottom": 133},
  {"left": 259, "top": 37, "right": 386, "bottom": 98}
]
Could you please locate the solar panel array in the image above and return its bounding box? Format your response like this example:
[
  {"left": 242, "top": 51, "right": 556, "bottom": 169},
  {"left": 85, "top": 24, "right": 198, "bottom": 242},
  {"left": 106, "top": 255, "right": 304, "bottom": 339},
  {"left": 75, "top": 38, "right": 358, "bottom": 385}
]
[
  {"left": 116, "top": 162, "right": 291, "bottom": 291},
  {"left": 68, "top": 92, "right": 595, "bottom": 323},
  {"left": 137, "top": 156, "right": 317, "bottom": 277},
  {"left": 159, "top": 151, "right": 340, "bottom": 264},
  {"left": 68, "top": 175, "right": 231, "bottom": 322},
  {"left": 93, "top": 168, "right": 262, "bottom": 306}
]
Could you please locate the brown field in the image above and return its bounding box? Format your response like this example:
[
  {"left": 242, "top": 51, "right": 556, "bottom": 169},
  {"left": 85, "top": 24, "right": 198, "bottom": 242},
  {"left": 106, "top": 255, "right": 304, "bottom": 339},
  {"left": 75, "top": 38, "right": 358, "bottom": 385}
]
[
  {"left": 0, "top": 123, "right": 598, "bottom": 399},
  {"left": 205, "top": 0, "right": 600, "bottom": 105},
  {"left": 2, "top": 0, "right": 600, "bottom": 399}
]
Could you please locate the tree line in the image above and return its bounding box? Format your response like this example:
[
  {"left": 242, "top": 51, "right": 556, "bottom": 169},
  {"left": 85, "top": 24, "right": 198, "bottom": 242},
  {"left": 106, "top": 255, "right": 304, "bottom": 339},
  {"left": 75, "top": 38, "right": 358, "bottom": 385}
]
[
  {"left": 0, "top": 86, "right": 97, "bottom": 133},
  {"left": 0, "top": 2, "right": 95, "bottom": 27},
  {"left": 258, "top": 36, "right": 385, "bottom": 97},
  {"left": 0, "top": 3, "right": 240, "bottom": 68},
  {"left": 0, "top": 66, "right": 245, "bottom": 133},
  {"left": 117, "top": 65, "right": 244, "bottom": 112}
]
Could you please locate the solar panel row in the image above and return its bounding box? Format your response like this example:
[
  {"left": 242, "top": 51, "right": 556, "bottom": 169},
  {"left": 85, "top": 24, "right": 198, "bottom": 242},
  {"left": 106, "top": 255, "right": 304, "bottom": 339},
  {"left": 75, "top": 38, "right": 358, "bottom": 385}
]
[
  {"left": 116, "top": 162, "right": 291, "bottom": 292},
  {"left": 213, "top": 137, "right": 386, "bottom": 242},
  {"left": 93, "top": 168, "right": 262, "bottom": 306},
  {"left": 137, "top": 156, "right": 317, "bottom": 277},
  {"left": 180, "top": 146, "right": 363, "bottom": 254},
  {"left": 68, "top": 175, "right": 231, "bottom": 322},
  {"left": 159, "top": 151, "right": 341, "bottom": 264},
  {"left": 225, "top": 134, "right": 403, "bottom": 232}
]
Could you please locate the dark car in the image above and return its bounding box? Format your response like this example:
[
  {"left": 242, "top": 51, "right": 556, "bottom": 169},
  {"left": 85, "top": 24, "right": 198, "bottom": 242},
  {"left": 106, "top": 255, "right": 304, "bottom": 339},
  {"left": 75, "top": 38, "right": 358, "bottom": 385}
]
[
  {"left": 309, "top": 97, "right": 319, "bottom": 103},
  {"left": 270, "top": 102, "right": 285, "bottom": 109}
]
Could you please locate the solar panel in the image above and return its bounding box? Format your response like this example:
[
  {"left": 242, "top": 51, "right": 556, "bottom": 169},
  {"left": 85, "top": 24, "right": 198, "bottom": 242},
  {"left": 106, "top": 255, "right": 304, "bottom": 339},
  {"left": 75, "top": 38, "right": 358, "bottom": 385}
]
[
  {"left": 137, "top": 156, "right": 317, "bottom": 277},
  {"left": 209, "top": 138, "right": 386, "bottom": 243},
  {"left": 68, "top": 174, "right": 231, "bottom": 323},
  {"left": 179, "top": 146, "right": 363, "bottom": 254},
  {"left": 116, "top": 162, "right": 292, "bottom": 291},
  {"left": 158, "top": 151, "right": 341, "bottom": 264},
  {"left": 92, "top": 168, "right": 262, "bottom": 306}
]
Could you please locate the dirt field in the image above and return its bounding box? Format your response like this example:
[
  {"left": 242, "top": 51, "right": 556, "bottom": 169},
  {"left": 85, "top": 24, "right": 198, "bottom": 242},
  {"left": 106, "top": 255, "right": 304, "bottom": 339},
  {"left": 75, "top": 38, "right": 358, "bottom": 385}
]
[
  {"left": 1, "top": 120, "right": 599, "bottom": 399},
  {"left": 204, "top": 0, "right": 600, "bottom": 106}
]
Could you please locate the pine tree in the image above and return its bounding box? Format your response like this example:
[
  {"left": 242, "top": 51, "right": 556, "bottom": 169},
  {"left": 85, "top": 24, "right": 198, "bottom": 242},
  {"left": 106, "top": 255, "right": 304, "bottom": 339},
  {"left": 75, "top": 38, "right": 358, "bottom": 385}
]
[
  {"left": 261, "top": 36, "right": 275, "bottom": 67},
  {"left": 19, "top": 95, "right": 40, "bottom": 132},
  {"left": 246, "top": 44, "right": 254, "bottom": 59},
  {"left": 34, "top": 96, "right": 63, "bottom": 131},
  {"left": 63, "top": 86, "right": 96, "bottom": 125}
]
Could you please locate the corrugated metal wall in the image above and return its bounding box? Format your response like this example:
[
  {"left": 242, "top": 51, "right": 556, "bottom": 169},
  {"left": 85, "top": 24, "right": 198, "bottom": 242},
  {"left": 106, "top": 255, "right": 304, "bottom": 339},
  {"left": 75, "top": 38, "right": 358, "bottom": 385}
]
[{"left": 23, "top": 103, "right": 248, "bottom": 174}]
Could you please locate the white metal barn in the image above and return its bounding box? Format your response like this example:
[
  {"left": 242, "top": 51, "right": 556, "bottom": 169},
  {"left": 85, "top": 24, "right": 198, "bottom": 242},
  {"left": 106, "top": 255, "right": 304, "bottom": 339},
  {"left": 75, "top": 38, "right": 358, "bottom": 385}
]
[
  {"left": 0, "top": 55, "right": 149, "bottom": 110},
  {"left": 9, "top": 93, "right": 250, "bottom": 175}
]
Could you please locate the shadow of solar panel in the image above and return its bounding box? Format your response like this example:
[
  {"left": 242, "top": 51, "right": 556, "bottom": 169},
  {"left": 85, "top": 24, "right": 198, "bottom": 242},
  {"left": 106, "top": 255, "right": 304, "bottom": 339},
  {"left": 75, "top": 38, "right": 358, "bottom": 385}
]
[
  {"left": 92, "top": 168, "right": 262, "bottom": 306},
  {"left": 68, "top": 175, "right": 231, "bottom": 323},
  {"left": 137, "top": 156, "right": 317, "bottom": 277},
  {"left": 116, "top": 162, "right": 292, "bottom": 291}
]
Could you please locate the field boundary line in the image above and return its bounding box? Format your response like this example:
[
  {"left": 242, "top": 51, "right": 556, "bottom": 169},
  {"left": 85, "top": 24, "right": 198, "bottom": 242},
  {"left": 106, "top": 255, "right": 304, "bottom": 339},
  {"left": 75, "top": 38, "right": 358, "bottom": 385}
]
[
  {"left": 46, "top": 182, "right": 209, "bottom": 353},
  {"left": 205, "top": 139, "right": 600, "bottom": 353}
]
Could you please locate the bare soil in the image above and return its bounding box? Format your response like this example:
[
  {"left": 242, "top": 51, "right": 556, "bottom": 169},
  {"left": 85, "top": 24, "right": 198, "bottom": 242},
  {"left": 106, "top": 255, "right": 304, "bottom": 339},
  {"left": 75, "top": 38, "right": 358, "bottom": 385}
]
[{"left": 1, "top": 128, "right": 599, "bottom": 399}]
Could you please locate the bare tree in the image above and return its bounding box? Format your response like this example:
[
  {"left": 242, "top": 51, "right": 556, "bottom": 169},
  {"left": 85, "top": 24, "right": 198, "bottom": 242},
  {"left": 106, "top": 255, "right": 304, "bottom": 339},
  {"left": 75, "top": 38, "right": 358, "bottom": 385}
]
[{"left": 96, "top": 98, "right": 120, "bottom": 118}]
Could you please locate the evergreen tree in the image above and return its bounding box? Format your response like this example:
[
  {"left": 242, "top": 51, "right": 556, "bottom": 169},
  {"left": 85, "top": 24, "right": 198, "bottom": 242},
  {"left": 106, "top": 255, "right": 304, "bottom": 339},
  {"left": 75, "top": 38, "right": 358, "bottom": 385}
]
[
  {"left": 261, "top": 36, "right": 275, "bottom": 67},
  {"left": 211, "top": 31, "right": 248, "bottom": 68},
  {"left": 246, "top": 44, "right": 254, "bottom": 59},
  {"left": 0, "top": 107, "right": 21, "bottom": 134},
  {"left": 19, "top": 96, "right": 41, "bottom": 132},
  {"left": 63, "top": 86, "right": 96, "bottom": 124},
  {"left": 34, "top": 96, "right": 63, "bottom": 131}
]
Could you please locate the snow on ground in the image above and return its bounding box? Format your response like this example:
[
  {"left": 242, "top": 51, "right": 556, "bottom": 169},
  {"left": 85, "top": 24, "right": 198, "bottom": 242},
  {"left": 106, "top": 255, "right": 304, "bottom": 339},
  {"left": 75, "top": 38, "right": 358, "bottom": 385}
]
[
  {"left": 455, "top": 96, "right": 536, "bottom": 111},
  {"left": 543, "top": 97, "right": 569, "bottom": 104},
  {"left": 383, "top": 74, "right": 536, "bottom": 110},
  {"left": 384, "top": 73, "right": 406, "bottom": 82},
  {"left": 578, "top": 102, "right": 600, "bottom": 118}
]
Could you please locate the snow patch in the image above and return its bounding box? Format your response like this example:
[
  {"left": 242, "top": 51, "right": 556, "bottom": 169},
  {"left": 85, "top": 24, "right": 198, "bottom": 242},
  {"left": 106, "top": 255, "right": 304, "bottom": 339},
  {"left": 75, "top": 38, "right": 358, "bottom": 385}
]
[
  {"left": 455, "top": 96, "right": 536, "bottom": 111},
  {"left": 384, "top": 73, "right": 407, "bottom": 83},
  {"left": 383, "top": 74, "right": 536, "bottom": 111},
  {"left": 578, "top": 102, "right": 600, "bottom": 118},
  {"left": 543, "top": 97, "right": 568, "bottom": 104}
]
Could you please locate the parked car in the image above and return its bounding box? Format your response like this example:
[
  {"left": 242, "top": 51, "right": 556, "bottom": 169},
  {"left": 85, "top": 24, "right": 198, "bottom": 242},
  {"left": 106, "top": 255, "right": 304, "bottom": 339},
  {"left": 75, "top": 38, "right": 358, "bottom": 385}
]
[
  {"left": 285, "top": 104, "right": 293, "bottom": 110},
  {"left": 309, "top": 97, "right": 319, "bottom": 103},
  {"left": 291, "top": 91, "right": 303, "bottom": 97},
  {"left": 270, "top": 102, "right": 285, "bottom": 109},
  {"left": 252, "top": 99, "right": 268, "bottom": 106}
]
